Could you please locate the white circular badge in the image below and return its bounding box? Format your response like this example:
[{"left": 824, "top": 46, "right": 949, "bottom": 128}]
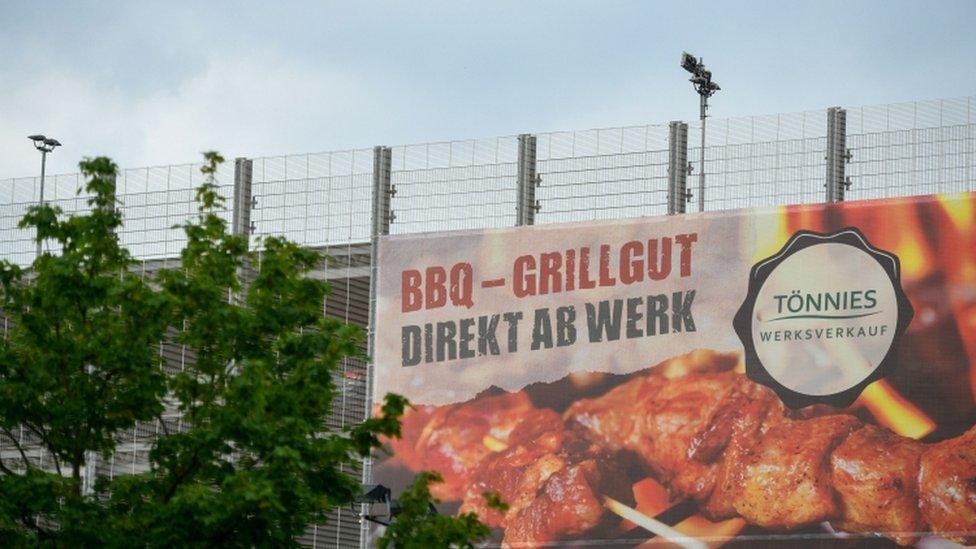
[
  {"left": 750, "top": 243, "right": 898, "bottom": 396},
  {"left": 734, "top": 229, "right": 913, "bottom": 408}
]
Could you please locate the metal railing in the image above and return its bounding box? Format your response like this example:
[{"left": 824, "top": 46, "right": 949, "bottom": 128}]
[{"left": 2, "top": 96, "right": 973, "bottom": 265}]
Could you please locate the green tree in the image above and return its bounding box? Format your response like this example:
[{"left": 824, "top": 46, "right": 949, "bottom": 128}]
[
  {"left": 0, "top": 153, "right": 491, "bottom": 547},
  {"left": 376, "top": 472, "right": 507, "bottom": 549}
]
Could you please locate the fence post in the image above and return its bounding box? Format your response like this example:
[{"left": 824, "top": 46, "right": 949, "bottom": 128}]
[
  {"left": 361, "top": 145, "right": 393, "bottom": 549},
  {"left": 232, "top": 158, "right": 254, "bottom": 245},
  {"left": 371, "top": 146, "right": 394, "bottom": 236},
  {"left": 516, "top": 134, "right": 538, "bottom": 226},
  {"left": 668, "top": 121, "right": 690, "bottom": 214},
  {"left": 825, "top": 107, "right": 850, "bottom": 202}
]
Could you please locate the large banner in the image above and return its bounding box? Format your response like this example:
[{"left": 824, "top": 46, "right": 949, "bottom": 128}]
[{"left": 372, "top": 193, "right": 976, "bottom": 547}]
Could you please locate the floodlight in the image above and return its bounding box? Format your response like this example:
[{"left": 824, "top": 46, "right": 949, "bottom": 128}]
[
  {"left": 354, "top": 484, "right": 392, "bottom": 505},
  {"left": 678, "top": 52, "right": 720, "bottom": 213},
  {"left": 27, "top": 133, "right": 61, "bottom": 258}
]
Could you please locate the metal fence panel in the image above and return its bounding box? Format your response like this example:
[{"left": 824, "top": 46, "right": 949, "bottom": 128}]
[
  {"left": 389, "top": 136, "right": 519, "bottom": 234},
  {"left": 535, "top": 124, "right": 670, "bottom": 223},
  {"left": 688, "top": 109, "right": 829, "bottom": 211},
  {"left": 845, "top": 98, "right": 975, "bottom": 200},
  {"left": 249, "top": 149, "right": 374, "bottom": 248}
]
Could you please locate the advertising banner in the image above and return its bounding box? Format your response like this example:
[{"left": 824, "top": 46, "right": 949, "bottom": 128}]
[{"left": 372, "top": 193, "right": 976, "bottom": 547}]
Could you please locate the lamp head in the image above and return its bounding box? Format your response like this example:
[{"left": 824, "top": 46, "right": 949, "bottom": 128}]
[
  {"left": 354, "top": 484, "right": 392, "bottom": 505},
  {"left": 29, "top": 134, "right": 61, "bottom": 152},
  {"left": 680, "top": 52, "right": 699, "bottom": 74}
]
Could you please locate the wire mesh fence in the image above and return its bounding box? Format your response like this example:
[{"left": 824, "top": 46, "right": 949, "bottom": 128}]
[
  {"left": 389, "top": 136, "right": 520, "bottom": 234},
  {"left": 535, "top": 124, "right": 671, "bottom": 223},
  {"left": 250, "top": 149, "right": 374, "bottom": 247},
  {"left": 0, "top": 162, "right": 235, "bottom": 265},
  {"left": 689, "top": 109, "right": 829, "bottom": 211},
  {"left": 2, "top": 96, "right": 974, "bottom": 263},
  {"left": 845, "top": 97, "right": 975, "bottom": 200},
  {"left": 1, "top": 95, "right": 975, "bottom": 548}
]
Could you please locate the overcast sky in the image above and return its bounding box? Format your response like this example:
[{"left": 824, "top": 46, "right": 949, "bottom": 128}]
[{"left": 2, "top": 0, "right": 975, "bottom": 179}]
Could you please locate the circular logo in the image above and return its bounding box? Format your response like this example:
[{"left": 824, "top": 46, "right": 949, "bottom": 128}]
[{"left": 733, "top": 229, "right": 914, "bottom": 408}]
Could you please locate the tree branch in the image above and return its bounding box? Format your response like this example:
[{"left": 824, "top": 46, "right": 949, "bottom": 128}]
[
  {"left": 0, "top": 455, "right": 16, "bottom": 476},
  {"left": 156, "top": 413, "right": 171, "bottom": 437},
  {"left": 161, "top": 445, "right": 203, "bottom": 504},
  {"left": 1, "top": 426, "right": 34, "bottom": 472},
  {"left": 22, "top": 422, "right": 61, "bottom": 476}
]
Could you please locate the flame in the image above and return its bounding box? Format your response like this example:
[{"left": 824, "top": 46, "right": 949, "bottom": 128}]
[
  {"left": 621, "top": 478, "right": 672, "bottom": 532},
  {"left": 752, "top": 207, "right": 790, "bottom": 263},
  {"left": 785, "top": 204, "right": 828, "bottom": 234},
  {"left": 885, "top": 204, "right": 933, "bottom": 282},
  {"left": 857, "top": 380, "right": 935, "bottom": 439},
  {"left": 956, "top": 303, "right": 976, "bottom": 403},
  {"left": 937, "top": 193, "right": 975, "bottom": 234},
  {"left": 894, "top": 233, "right": 931, "bottom": 281},
  {"left": 935, "top": 194, "right": 976, "bottom": 402},
  {"left": 672, "top": 516, "right": 746, "bottom": 549}
]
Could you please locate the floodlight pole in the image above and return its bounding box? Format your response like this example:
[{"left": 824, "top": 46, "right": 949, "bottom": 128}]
[
  {"left": 698, "top": 93, "right": 707, "bottom": 213},
  {"left": 681, "top": 53, "right": 719, "bottom": 213},
  {"left": 35, "top": 141, "right": 48, "bottom": 257},
  {"left": 29, "top": 135, "right": 61, "bottom": 258},
  {"left": 37, "top": 149, "right": 47, "bottom": 258}
]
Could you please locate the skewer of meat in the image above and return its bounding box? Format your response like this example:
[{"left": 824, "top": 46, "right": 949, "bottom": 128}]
[
  {"left": 386, "top": 350, "right": 976, "bottom": 546},
  {"left": 388, "top": 351, "right": 756, "bottom": 546},
  {"left": 564, "top": 352, "right": 976, "bottom": 546}
]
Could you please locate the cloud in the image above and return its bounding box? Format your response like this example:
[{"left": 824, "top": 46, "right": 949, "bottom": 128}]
[
  {"left": 131, "top": 53, "right": 378, "bottom": 165},
  {"left": 0, "top": 51, "right": 377, "bottom": 186},
  {"left": 0, "top": 67, "right": 129, "bottom": 181}
]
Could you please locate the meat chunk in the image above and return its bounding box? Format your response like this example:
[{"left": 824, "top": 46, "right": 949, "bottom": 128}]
[
  {"left": 566, "top": 370, "right": 744, "bottom": 482},
  {"left": 638, "top": 372, "right": 744, "bottom": 482},
  {"left": 458, "top": 409, "right": 567, "bottom": 527},
  {"left": 460, "top": 409, "right": 630, "bottom": 546},
  {"left": 699, "top": 386, "right": 785, "bottom": 519},
  {"left": 919, "top": 425, "right": 976, "bottom": 544},
  {"left": 565, "top": 353, "right": 783, "bottom": 513},
  {"left": 563, "top": 350, "right": 739, "bottom": 456},
  {"left": 830, "top": 424, "right": 925, "bottom": 545},
  {"left": 502, "top": 458, "right": 610, "bottom": 546},
  {"left": 408, "top": 391, "right": 536, "bottom": 500},
  {"left": 564, "top": 372, "right": 666, "bottom": 454},
  {"left": 733, "top": 415, "right": 862, "bottom": 529}
]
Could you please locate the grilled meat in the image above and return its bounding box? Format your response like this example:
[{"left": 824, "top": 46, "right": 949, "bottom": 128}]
[
  {"left": 459, "top": 408, "right": 631, "bottom": 546},
  {"left": 831, "top": 424, "right": 926, "bottom": 545},
  {"left": 389, "top": 350, "right": 976, "bottom": 545},
  {"left": 565, "top": 352, "right": 976, "bottom": 544},
  {"left": 390, "top": 391, "right": 536, "bottom": 500},
  {"left": 733, "top": 414, "right": 862, "bottom": 529},
  {"left": 919, "top": 425, "right": 976, "bottom": 544}
]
